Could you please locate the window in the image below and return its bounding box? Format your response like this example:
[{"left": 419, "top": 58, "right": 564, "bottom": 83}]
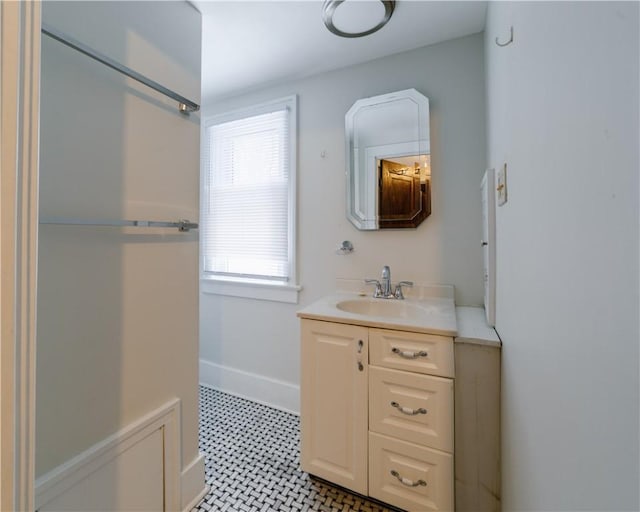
[{"left": 201, "top": 96, "right": 299, "bottom": 303}]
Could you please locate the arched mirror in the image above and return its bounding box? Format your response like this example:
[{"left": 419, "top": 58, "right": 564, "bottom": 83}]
[{"left": 345, "top": 89, "right": 431, "bottom": 230}]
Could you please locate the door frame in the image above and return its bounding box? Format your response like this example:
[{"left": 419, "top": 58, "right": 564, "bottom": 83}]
[{"left": 1, "top": 1, "right": 40, "bottom": 510}]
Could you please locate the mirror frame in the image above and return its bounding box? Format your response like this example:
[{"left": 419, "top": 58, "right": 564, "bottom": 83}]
[{"left": 345, "top": 88, "right": 430, "bottom": 230}]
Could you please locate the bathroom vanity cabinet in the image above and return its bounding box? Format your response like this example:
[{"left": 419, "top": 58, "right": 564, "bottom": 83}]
[
  {"left": 299, "top": 297, "right": 501, "bottom": 512},
  {"left": 301, "top": 320, "right": 455, "bottom": 511}
]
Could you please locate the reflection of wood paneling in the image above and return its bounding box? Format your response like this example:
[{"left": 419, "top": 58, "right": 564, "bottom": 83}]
[
  {"left": 378, "top": 159, "right": 431, "bottom": 229},
  {"left": 380, "top": 160, "right": 419, "bottom": 219}
]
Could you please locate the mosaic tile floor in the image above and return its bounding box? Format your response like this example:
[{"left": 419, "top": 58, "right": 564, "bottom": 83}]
[{"left": 193, "top": 386, "right": 398, "bottom": 512}]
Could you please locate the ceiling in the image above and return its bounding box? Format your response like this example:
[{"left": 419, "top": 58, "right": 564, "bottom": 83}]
[{"left": 194, "top": 1, "right": 487, "bottom": 103}]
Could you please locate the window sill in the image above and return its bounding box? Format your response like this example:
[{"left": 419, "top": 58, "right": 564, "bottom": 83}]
[{"left": 200, "top": 277, "right": 302, "bottom": 304}]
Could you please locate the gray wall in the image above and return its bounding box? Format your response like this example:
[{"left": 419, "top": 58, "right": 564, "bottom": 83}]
[
  {"left": 37, "top": 0, "right": 201, "bottom": 477},
  {"left": 485, "top": 2, "right": 639, "bottom": 509},
  {"left": 200, "top": 33, "right": 486, "bottom": 411}
]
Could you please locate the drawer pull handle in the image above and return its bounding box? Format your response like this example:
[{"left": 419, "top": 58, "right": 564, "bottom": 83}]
[
  {"left": 391, "top": 347, "right": 428, "bottom": 359},
  {"left": 390, "top": 470, "right": 427, "bottom": 488},
  {"left": 391, "top": 401, "right": 427, "bottom": 415}
]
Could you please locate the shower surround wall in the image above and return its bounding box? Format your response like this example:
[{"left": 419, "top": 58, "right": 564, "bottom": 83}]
[
  {"left": 37, "top": 1, "right": 204, "bottom": 509},
  {"left": 199, "top": 34, "right": 486, "bottom": 412}
]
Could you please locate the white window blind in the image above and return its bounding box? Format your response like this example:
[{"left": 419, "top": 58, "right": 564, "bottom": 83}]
[{"left": 203, "top": 104, "right": 293, "bottom": 283}]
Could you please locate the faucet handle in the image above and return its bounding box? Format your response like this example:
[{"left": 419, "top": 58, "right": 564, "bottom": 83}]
[
  {"left": 394, "top": 281, "right": 414, "bottom": 300},
  {"left": 365, "top": 279, "right": 383, "bottom": 298}
]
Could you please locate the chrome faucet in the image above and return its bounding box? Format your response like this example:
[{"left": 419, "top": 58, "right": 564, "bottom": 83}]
[
  {"left": 364, "top": 265, "right": 413, "bottom": 299},
  {"left": 381, "top": 265, "right": 392, "bottom": 298}
]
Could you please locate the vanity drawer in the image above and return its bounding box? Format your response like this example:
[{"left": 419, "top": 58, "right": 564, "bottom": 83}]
[
  {"left": 369, "top": 432, "right": 453, "bottom": 512},
  {"left": 369, "top": 366, "right": 453, "bottom": 452},
  {"left": 369, "top": 329, "right": 454, "bottom": 378}
]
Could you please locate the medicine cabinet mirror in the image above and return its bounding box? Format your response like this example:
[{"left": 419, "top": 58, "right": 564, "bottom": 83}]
[{"left": 345, "top": 88, "right": 431, "bottom": 230}]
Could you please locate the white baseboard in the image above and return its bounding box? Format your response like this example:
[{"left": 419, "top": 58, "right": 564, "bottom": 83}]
[
  {"left": 181, "top": 452, "right": 207, "bottom": 511},
  {"left": 200, "top": 359, "right": 300, "bottom": 415},
  {"left": 35, "top": 399, "right": 181, "bottom": 511}
]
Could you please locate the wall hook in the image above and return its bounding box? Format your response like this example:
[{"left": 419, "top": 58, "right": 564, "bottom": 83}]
[{"left": 495, "top": 26, "right": 514, "bottom": 47}]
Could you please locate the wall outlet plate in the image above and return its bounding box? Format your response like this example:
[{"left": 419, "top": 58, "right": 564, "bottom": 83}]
[{"left": 496, "top": 163, "right": 507, "bottom": 206}]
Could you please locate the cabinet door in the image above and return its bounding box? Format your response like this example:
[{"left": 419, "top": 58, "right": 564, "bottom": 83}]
[{"left": 300, "top": 320, "right": 368, "bottom": 495}]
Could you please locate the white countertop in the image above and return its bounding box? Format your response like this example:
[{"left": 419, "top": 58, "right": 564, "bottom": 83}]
[
  {"left": 455, "top": 306, "right": 501, "bottom": 348},
  {"left": 297, "top": 291, "right": 458, "bottom": 337},
  {"left": 297, "top": 283, "right": 502, "bottom": 347}
]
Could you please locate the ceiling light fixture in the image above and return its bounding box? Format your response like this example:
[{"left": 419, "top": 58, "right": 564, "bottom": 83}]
[{"left": 322, "top": 0, "right": 396, "bottom": 38}]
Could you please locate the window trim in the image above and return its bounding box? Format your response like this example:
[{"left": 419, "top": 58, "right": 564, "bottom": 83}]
[{"left": 200, "top": 95, "right": 300, "bottom": 303}]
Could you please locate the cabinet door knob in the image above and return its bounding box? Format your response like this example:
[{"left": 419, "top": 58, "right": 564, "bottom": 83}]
[
  {"left": 391, "top": 347, "right": 428, "bottom": 359},
  {"left": 357, "top": 361, "right": 364, "bottom": 372},
  {"left": 391, "top": 401, "right": 427, "bottom": 415},
  {"left": 390, "top": 470, "right": 426, "bottom": 487},
  {"left": 357, "top": 340, "right": 364, "bottom": 354}
]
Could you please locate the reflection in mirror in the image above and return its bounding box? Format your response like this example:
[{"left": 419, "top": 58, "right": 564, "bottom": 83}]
[
  {"left": 378, "top": 154, "right": 431, "bottom": 228},
  {"left": 345, "top": 89, "right": 430, "bottom": 230}
]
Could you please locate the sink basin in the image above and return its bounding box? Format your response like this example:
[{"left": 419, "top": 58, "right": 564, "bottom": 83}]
[
  {"left": 336, "top": 299, "right": 433, "bottom": 319},
  {"left": 298, "top": 289, "right": 458, "bottom": 336}
]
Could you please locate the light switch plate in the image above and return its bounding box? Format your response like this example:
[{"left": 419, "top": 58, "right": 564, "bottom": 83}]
[{"left": 496, "top": 163, "right": 507, "bottom": 206}]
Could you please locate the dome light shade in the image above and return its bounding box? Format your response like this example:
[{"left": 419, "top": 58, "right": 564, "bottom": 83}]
[{"left": 322, "top": 0, "right": 396, "bottom": 38}]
